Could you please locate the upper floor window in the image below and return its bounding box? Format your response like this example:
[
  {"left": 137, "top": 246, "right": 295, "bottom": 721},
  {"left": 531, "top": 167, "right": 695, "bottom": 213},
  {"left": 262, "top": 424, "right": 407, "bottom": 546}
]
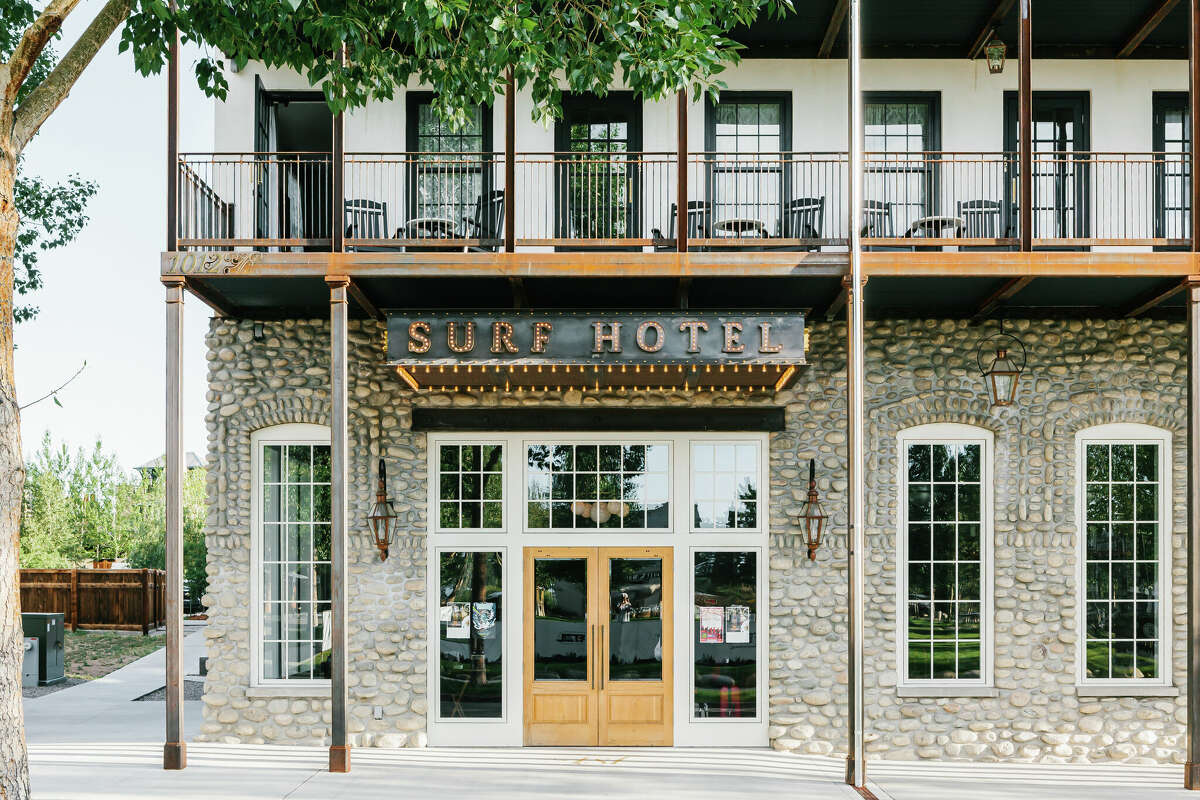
[
  {"left": 406, "top": 93, "right": 493, "bottom": 229},
  {"left": 705, "top": 93, "right": 791, "bottom": 238},
  {"left": 1153, "top": 92, "right": 1190, "bottom": 242},
  {"left": 864, "top": 92, "right": 940, "bottom": 237},
  {"left": 254, "top": 424, "right": 331, "bottom": 683},
  {"left": 898, "top": 424, "right": 991, "bottom": 686},
  {"left": 1077, "top": 424, "right": 1171, "bottom": 685}
]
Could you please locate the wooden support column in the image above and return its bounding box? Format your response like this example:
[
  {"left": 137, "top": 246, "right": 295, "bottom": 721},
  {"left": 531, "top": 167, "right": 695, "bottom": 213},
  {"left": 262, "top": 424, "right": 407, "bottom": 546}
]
[
  {"left": 162, "top": 277, "right": 186, "bottom": 771},
  {"left": 677, "top": 89, "right": 688, "bottom": 253},
  {"left": 1187, "top": 276, "right": 1200, "bottom": 791},
  {"left": 166, "top": 5, "right": 178, "bottom": 252},
  {"left": 332, "top": 48, "right": 345, "bottom": 254},
  {"left": 505, "top": 70, "right": 516, "bottom": 253},
  {"left": 327, "top": 276, "right": 351, "bottom": 774},
  {"left": 1191, "top": 0, "right": 1199, "bottom": 253},
  {"left": 845, "top": 0, "right": 866, "bottom": 789},
  {"left": 1018, "top": 0, "right": 1032, "bottom": 251}
]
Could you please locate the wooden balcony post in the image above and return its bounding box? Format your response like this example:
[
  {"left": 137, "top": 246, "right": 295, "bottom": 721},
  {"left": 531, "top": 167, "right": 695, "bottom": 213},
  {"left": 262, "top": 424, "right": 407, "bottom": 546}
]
[
  {"left": 1018, "top": 0, "right": 1032, "bottom": 251},
  {"left": 332, "top": 46, "right": 346, "bottom": 254},
  {"left": 1187, "top": 277, "right": 1200, "bottom": 791},
  {"left": 327, "top": 276, "right": 351, "bottom": 774},
  {"left": 677, "top": 89, "right": 688, "bottom": 253},
  {"left": 505, "top": 69, "right": 516, "bottom": 253},
  {"left": 1191, "top": 0, "right": 1199, "bottom": 252},
  {"left": 162, "top": 277, "right": 186, "bottom": 771},
  {"left": 845, "top": 0, "right": 866, "bottom": 789},
  {"left": 166, "top": 3, "right": 178, "bottom": 252}
]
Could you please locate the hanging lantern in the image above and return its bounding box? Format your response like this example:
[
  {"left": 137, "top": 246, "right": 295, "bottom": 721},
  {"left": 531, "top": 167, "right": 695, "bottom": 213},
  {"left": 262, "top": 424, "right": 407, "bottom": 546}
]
[
  {"left": 977, "top": 326, "right": 1027, "bottom": 407},
  {"left": 795, "top": 459, "right": 828, "bottom": 561},
  {"left": 366, "top": 458, "right": 399, "bottom": 560},
  {"left": 984, "top": 38, "right": 1007, "bottom": 74}
]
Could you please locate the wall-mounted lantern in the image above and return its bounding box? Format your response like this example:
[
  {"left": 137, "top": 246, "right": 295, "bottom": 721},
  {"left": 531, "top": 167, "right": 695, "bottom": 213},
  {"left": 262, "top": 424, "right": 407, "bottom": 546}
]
[
  {"left": 366, "top": 458, "right": 399, "bottom": 560},
  {"left": 795, "top": 459, "right": 828, "bottom": 561},
  {"left": 977, "top": 325, "right": 1027, "bottom": 407},
  {"left": 984, "top": 38, "right": 1007, "bottom": 74}
]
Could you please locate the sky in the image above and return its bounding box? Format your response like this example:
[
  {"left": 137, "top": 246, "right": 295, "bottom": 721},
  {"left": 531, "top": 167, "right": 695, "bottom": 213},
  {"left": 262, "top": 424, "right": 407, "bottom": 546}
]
[{"left": 16, "top": 3, "right": 214, "bottom": 471}]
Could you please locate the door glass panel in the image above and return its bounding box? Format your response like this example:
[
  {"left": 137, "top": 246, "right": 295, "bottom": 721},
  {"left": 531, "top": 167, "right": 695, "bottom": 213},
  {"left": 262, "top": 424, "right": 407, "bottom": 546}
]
[
  {"left": 438, "top": 551, "right": 503, "bottom": 719},
  {"left": 608, "top": 558, "right": 663, "bottom": 681},
  {"left": 693, "top": 551, "right": 757, "bottom": 718},
  {"left": 533, "top": 558, "right": 589, "bottom": 680}
]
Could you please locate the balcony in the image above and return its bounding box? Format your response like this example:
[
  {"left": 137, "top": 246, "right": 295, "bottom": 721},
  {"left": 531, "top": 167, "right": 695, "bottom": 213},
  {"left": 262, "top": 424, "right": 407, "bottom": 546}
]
[{"left": 175, "top": 150, "right": 1192, "bottom": 253}]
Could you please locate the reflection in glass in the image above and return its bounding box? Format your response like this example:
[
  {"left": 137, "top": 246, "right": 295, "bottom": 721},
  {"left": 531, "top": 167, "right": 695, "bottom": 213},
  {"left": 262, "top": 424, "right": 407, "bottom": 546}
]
[
  {"left": 694, "top": 551, "right": 756, "bottom": 718},
  {"left": 527, "top": 443, "right": 669, "bottom": 529},
  {"left": 1082, "top": 441, "right": 1160, "bottom": 680},
  {"left": 533, "top": 558, "right": 589, "bottom": 680},
  {"left": 692, "top": 443, "right": 759, "bottom": 530},
  {"left": 608, "top": 558, "right": 663, "bottom": 681},
  {"left": 439, "top": 551, "right": 503, "bottom": 718}
]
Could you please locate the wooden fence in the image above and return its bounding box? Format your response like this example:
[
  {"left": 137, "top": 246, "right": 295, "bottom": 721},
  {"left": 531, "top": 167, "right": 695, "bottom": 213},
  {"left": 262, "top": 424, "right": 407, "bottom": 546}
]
[{"left": 19, "top": 569, "right": 167, "bottom": 635}]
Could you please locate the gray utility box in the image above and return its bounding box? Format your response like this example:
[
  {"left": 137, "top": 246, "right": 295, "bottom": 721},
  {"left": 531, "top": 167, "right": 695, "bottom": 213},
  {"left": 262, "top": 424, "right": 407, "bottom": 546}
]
[
  {"left": 21, "top": 613, "right": 65, "bottom": 686},
  {"left": 21, "top": 638, "right": 38, "bottom": 688}
]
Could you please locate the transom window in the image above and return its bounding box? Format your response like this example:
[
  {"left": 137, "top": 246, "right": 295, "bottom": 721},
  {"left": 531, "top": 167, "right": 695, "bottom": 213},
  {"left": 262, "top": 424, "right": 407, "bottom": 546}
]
[
  {"left": 691, "top": 442, "right": 760, "bottom": 531},
  {"left": 259, "top": 437, "right": 332, "bottom": 682},
  {"left": 526, "top": 443, "right": 670, "bottom": 530},
  {"left": 1079, "top": 428, "right": 1169, "bottom": 683},
  {"left": 438, "top": 443, "right": 504, "bottom": 530},
  {"left": 898, "top": 425, "right": 990, "bottom": 685}
]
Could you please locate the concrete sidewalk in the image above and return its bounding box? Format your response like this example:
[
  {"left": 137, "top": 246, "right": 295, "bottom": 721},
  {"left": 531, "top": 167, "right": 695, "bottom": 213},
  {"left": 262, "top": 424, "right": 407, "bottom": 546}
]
[{"left": 22, "top": 624, "right": 206, "bottom": 745}]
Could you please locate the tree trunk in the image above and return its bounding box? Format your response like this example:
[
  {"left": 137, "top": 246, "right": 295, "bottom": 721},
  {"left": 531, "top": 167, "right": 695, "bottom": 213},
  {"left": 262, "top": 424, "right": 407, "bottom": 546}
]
[{"left": 0, "top": 137, "right": 30, "bottom": 800}]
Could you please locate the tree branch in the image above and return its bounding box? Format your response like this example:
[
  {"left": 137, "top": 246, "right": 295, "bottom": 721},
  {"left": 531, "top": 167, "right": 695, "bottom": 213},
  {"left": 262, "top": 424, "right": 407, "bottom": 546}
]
[
  {"left": 19, "top": 360, "right": 86, "bottom": 411},
  {"left": 12, "top": 0, "right": 131, "bottom": 153},
  {"left": 3, "top": 0, "right": 83, "bottom": 108}
]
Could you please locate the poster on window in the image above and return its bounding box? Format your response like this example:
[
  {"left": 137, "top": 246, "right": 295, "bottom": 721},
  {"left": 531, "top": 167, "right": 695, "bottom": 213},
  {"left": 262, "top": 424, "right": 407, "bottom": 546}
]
[
  {"left": 699, "top": 606, "right": 724, "bottom": 643},
  {"left": 444, "top": 602, "right": 471, "bottom": 639},
  {"left": 725, "top": 605, "right": 750, "bottom": 644},
  {"left": 472, "top": 602, "right": 496, "bottom": 639}
]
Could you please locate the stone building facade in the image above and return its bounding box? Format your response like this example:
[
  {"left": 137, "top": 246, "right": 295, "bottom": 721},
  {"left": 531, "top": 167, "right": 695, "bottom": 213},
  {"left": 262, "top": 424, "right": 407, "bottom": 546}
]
[{"left": 198, "top": 315, "right": 1187, "bottom": 763}]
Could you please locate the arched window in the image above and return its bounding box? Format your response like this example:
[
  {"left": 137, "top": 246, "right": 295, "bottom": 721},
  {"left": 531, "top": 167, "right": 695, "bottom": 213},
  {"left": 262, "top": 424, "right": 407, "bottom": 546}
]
[
  {"left": 251, "top": 423, "right": 331, "bottom": 684},
  {"left": 896, "top": 424, "right": 994, "bottom": 690},
  {"left": 1075, "top": 423, "right": 1172, "bottom": 689}
]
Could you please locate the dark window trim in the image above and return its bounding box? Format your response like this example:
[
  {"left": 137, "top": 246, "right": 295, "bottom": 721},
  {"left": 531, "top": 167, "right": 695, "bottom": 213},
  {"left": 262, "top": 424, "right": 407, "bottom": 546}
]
[
  {"left": 1152, "top": 91, "right": 1189, "bottom": 246},
  {"left": 703, "top": 91, "right": 793, "bottom": 152},
  {"left": 553, "top": 92, "right": 644, "bottom": 246},
  {"left": 404, "top": 92, "right": 495, "bottom": 238},
  {"left": 863, "top": 91, "right": 942, "bottom": 151}
]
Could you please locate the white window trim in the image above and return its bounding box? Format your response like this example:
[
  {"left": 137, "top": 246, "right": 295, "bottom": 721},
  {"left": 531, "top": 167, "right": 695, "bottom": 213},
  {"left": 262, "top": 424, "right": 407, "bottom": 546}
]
[
  {"left": 249, "top": 422, "right": 332, "bottom": 689},
  {"left": 424, "top": 432, "right": 770, "bottom": 747},
  {"left": 1074, "top": 423, "right": 1174, "bottom": 692},
  {"left": 895, "top": 423, "right": 995, "bottom": 691},
  {"left": 431, "top": 440, "right": 509, "bottom": 534},
  {"left": 519, "top": 437, "right": 676, "bottom": 535},
  {"left": 687, "top": 439, "right": 766, "bottom": 534}
]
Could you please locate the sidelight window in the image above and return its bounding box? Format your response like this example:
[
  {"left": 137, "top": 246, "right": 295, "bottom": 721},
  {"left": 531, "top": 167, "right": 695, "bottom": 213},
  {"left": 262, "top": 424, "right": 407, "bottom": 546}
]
[{"left": 437, "top": 550, "right": 504, "bottom": 719}]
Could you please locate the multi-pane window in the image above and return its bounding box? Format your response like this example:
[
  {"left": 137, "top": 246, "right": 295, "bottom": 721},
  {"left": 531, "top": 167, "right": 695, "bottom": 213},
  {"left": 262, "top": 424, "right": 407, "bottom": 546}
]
[
  {"left": 1083, "top": 441, "right": 1162, "bottom": 681},
  {"left": 261, "top": 442, "right": 332, "bottom": 681},
  {"left": 438, "top": 444, "right": 504, "bottom": 530},
  {"left": 526, "top": 443, "right": 670, "bottom": 530},
  {"left": 691, "top": 442, "right": 760, "bottom": 530},
  {"left": 1154, "top": 94, "right": 1190, "bottom": 241},
  {"left": 709, "top": 98, "right": 787, "bottom": 236},
  {"left": 411, "top": 98, "right": 489, "bottom": 226},
  {"left": 563, "top": 118, "right": 632, "bottom": 239},
  {"left": 903, "top": 440, "right": 984, "bottom": 682},
  {"left": 864, "top": 95, "right": 938, "bottom": 236},
  {"left": 438, "top": 551, "right": 503, "bottom": 719}
]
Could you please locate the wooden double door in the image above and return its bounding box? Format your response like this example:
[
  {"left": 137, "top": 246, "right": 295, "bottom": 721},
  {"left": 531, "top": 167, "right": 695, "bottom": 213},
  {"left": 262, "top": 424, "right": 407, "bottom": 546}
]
[{"left": 523, "top": 547, "right": 673, "bottom": 746}]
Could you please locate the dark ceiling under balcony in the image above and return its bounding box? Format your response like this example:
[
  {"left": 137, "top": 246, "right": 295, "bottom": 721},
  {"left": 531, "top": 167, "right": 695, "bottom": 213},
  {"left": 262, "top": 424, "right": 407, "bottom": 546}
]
[{"left": 733, "top": 0, "right": 1190, "bottom": 59}]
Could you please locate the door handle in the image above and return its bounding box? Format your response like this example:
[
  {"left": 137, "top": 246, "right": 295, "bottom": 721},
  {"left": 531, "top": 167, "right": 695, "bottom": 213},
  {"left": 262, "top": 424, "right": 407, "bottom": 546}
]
[
  {"left": 599, "top": 626, "right": 605, "bottom": 690},
  {"left": 590, "top": 625, "right": 595, "bottom": 689}
]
